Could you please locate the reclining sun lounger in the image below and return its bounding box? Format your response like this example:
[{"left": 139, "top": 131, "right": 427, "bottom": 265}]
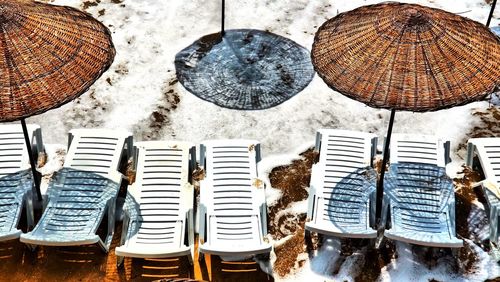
[
  {"left": 0, "top": 124, "right": 44, "bottom": 241},
  {"left": 305, "top": 129, "right": 378, "bottom": 239},
  {"left": 198, "top": 139, "right": 271, "bottom": 260},
  {"left": 382, "top": 134, "right": 462, "bottom": 248},
  {"left": 466, "top": 138, "right": 500, "bottom": 250},
  {"left": 115, "top": 141, "right": 196, "bottom": 266},
  {"left": 20, "top": 129, "right": 132, "bottom": 252}
]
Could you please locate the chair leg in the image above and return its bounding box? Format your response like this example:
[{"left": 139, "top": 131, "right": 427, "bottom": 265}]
[
  {"left": 99, "top": 200, "right": 116, "bottom": 253},
  {"left": 305, "top": 229, "right": 313, "bottom": 251},
  {"left": 25, "top": 244, "right": 37, "bottom": 252},
  {"left": 375, "top": 230, "right": 384, "bottom": 249},
  {"left": 490, "top": 207, "right": 499, "bottom": 247},
  {"left": 116, "top": 256, "right": 125, "bottom": 268}
]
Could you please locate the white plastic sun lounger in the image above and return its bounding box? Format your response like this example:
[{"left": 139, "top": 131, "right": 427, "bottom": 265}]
[
  {"left": 20, "top": 129, "right": 132, "bottom": 252},
  {"left": 115, "top": 141, "right": 196, "bottom": 266},
  {"left": 305, "top": 129, "right": 378, "bottom": 239},
  {"left": 382, "top": 134, "right": 462, "bottom": 248},
  {"left": 0, "top": 124, "right": 44, "bottom": 241},
  {"left": 466, "top": 138, "right": 500, "bottom": 248},
  {"left": 198, "top": 139, "right": 271, "bottom": 259}
]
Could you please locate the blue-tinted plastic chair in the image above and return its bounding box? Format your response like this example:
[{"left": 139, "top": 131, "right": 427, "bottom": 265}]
[
  {"left": 466, "top": 138, "right": 500, "bottom": 257},
  {"left": 382, "top": 134, "right": 462, "bottom": 248},
  {"left": 0, "top": 124, "right": 44, "bottom": 241},
  {"left": 20, "top": 129, "right": 132, "bottom": 252},
  {"left": 305, "top": 129, "right": 379, "bottom": 239}
]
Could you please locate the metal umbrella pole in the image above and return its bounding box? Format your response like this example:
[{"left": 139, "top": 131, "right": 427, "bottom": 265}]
[
  {"left": 20, "top": 119, "right": 42, "bottom": 202},
  {"left": 487, "top": 0, "right": 497, "bottom": 27},
  {"left": 375, "top": 109, "right": 396, "bottom": 225},
  {"left": 221, "top": 0, "right": 225, "bottom": 36}
]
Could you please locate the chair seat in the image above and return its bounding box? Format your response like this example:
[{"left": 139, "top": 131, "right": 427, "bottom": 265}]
[
  {"left": 199, "top": 240, "right": 271, "bottom": 257},
  {"left": 115, "top": 243, "right": 191, "bottom": 259},
  {"left": 385, "top": 229, "right": 463, "bottom": 248},
  {"left": 20, "top": 167, "right": 123, "bottom": 251},
  {"left": 198, "top": 140, "right": 270, "bottom": 258},
  {"left": 305, "top": 220, "right": 377, "bottom": 239},
  {"left": 383, "top": 136, "right": 462, "bottom": 248},
  {"left": 0, "top": 229, "right": 22, "bottom": 241},
  {"left": 21, "top": 231, "right": 100, "bottom": 246},
  {"left": 115, "top": 141, "right": 195, "bottom": 264}
]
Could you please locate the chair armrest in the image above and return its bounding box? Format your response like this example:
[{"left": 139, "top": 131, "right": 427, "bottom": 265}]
[
  {"left": 120, "top": 194, "right": 139, "bottom": 246},
  {"left": 307, "top": 163, "right": 322, "bottom": 221},
  {"left": 369, "top": 189, "right": 377, "bottom": 228},
  {"left": 306, "top": 185, "right": 316, "bottom": 220},
  {"left": 187, "top": 208, "right": 194, "bottom": 247},
  {"left": 198, "top": 178, "right": 210, "bottom": 244},
  {"left": 438, "top": 175, "right": 456, "bottom": 213},
  {"left": 259, "top": 202, "right": 268, "bottom": 237},
  {"left": 480, "top": 179, "right": 500, "bottom": 198},
  {"left": 447, "top": 197, "right": 457, "bottom": 235},
  {"left": 199, "top": 179, "right": 213, "bottom": 209},
  {"left": 380, "top": 193, "right": 390, "bottom": 229},
  {"left": 198, "top": 203, "right": 207, "bottom": 244}
]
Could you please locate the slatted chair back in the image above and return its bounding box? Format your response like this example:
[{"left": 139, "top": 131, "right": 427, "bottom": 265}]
[
  {"left": 0, "top": 124, "right": 43, "bottom": 177},
  {"left": 467, "top": 138, "right": 500, "bottom": 185},
  {"left": 201, "top": 140, "right": 261, "bottom": 216},
  {"left": 64, "top": 129, "right": 132, "bottom": 178},
  {"left": 390, "top": 134, "right": 450, "bottom": 167},
  {"left": 127, "top": 141, "right": 195, "bottom": 248}
]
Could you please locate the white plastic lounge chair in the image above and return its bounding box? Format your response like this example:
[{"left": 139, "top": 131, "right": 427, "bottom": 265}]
[
  {"left": 198, "top": 139, "right": 271, "bottom": 259},
  {"left": 0, "top": 124, "right": 44, "bottom": 241},
  {"left": 388, "top": 134, "right": 450, "bottom": 167},
  {"left": 115, "top": 141, "right": 196, "bottom": 266},
  {"left": 382, "top": 134, "right": 462, "bottom": 248},
  {"left": 466, "top": 138, "right": 500, "bottom": 249},
  {"left": 20, "top": 129, "right": 132, "bottom": 252},
  {"left": 305, "top": 129, "right": 378, "bottom": 239}
]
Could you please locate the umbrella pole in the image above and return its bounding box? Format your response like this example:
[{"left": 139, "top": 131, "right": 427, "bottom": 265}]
[
  {"left": 21, "top": 119, "right": 42, "bottom": 202},
  {"left": 487, "top": 0, "right": 497, "bottom": 27},
  {"left": 221, "top": 0, "right": 225, "bottom": 36},
  {"left": 376, "top": 109, "right": 396, "bottom": 226}
]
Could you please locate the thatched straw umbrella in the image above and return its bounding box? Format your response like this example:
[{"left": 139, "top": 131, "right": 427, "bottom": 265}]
[
  {"left": 311, "top": 2, "right": 500, "bottom": 224},
  {"left": 0, "top": 0, "right": 115, "bottom": 201}
]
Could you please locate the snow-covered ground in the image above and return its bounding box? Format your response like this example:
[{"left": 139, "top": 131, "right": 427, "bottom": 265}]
[{"left": 29, "top": 0, "right": 500, "bottom": 281}]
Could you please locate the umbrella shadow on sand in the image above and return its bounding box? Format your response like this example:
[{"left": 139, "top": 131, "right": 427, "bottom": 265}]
[{"left": 175, "top": 29, "right": 314, "bottom": 110}]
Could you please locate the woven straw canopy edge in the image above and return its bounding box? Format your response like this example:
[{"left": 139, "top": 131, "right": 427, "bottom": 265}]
[
  {"left": 311, "top": 2, "right": 500, "bottom": 112},
  {"left": 0, "top": 0, "right": 115, "bottom": 122}
]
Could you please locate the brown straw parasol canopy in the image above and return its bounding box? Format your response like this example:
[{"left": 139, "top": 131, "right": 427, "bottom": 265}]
[
  {"left": 0, "top": 0, "right": 115, "bottom": 122},
  {"left": 312, "top": 2, "right": 500, "bottom": 112},
  {"left": 311, "top": 2, "right": 500, "bottom": 225},
  {"left": 0, "top": 0, "right": 115, "bottom": 201}
]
